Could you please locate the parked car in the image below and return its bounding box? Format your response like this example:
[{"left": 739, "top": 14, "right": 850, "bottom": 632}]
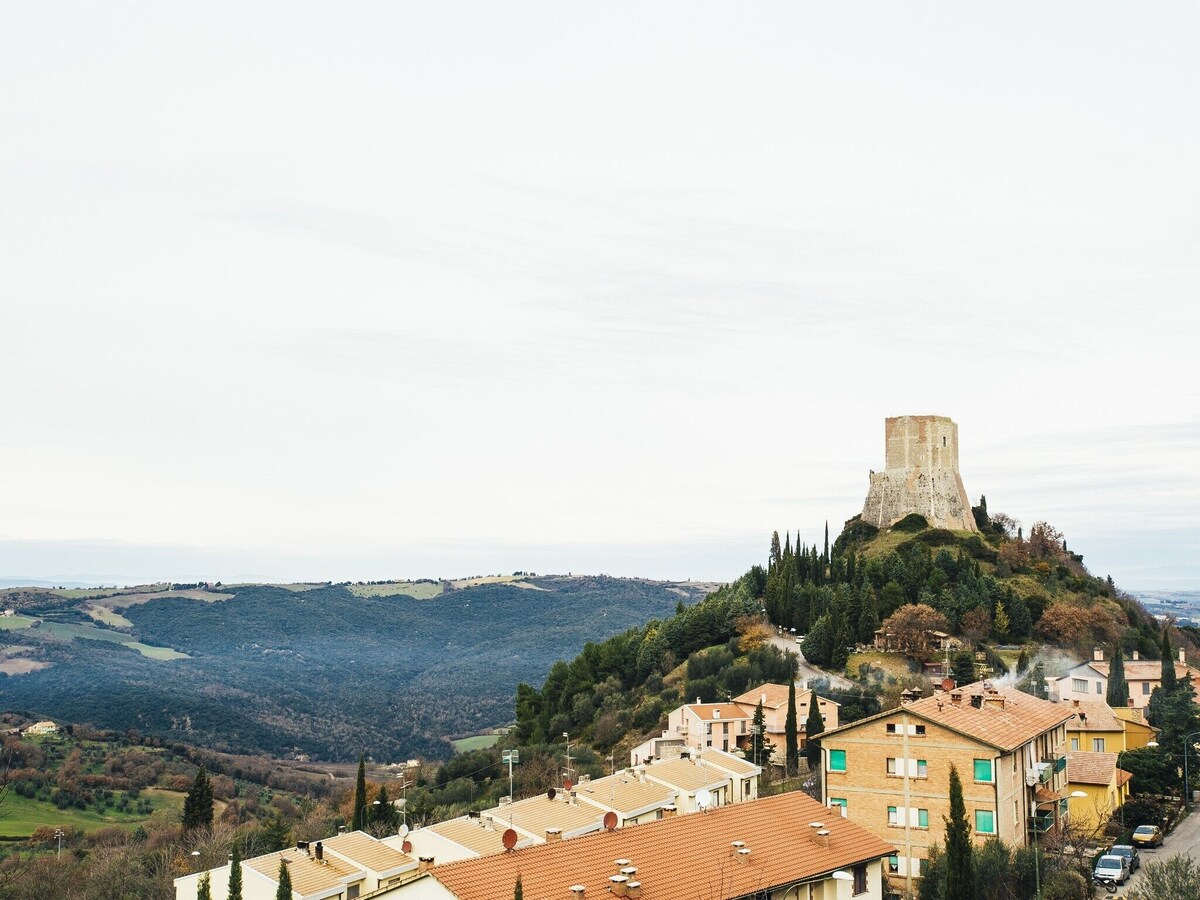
[
  {"left": 1093, "top": 854, "right": 1130, "bottom": 886},
  {"left": 1131, "top": 824, "right": 1164, "bottom": 848},
  {"left": 1108, "top": 844, "right": 1140, "bottom": 873}
]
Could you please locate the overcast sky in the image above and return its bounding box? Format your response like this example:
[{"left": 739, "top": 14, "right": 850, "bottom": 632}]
[{"left": 2, "top": 3, "right": 1197, "bottom": 588}]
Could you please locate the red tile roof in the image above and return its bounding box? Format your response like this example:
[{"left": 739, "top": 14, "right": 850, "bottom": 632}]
[{"left": 429, "top": 792, "right": 894, "bottom": 900}]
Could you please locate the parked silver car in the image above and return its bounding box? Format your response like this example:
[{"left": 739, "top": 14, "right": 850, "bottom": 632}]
[{"left": 1093, "top": 853, "right": 1130, "bottom": 886}]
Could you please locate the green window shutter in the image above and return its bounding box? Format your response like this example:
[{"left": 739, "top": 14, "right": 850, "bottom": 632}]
[
  {"left": 829, "top": 749, "right": 846, "bottom": 772},
  {"left": 918, "top": 809, "right": 929, "bottom": 828},
  {"left": 975, "top": 809, "right": 995, "bottom": 833},
  {"left": 974, "top": 759, "right": 993, "bottom": 782}
]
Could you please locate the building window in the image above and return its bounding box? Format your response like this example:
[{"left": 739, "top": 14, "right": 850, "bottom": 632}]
[
  {"left": 886, "top": 723, "right": 896, "bottom": 734},
  {"left": 1072, "top": 678, "right": 1087, "bottom": 693},
  {"left": 919, "top": 858, "right": 929, "bottom": 876},
  {"left": 973, "top": 759, "right": 993, "bottom": 783},
  {"left": 829, "top": 749, "right": 846, "bottom": 773},
  {"left": 888, "top": 806, "right": 898, "bottom": 825},
  {"left": 853, "top": 864, "right": 868, "bottom": 895},
  {"left": 1143, "top": 682, "right": 1152, "bottom": 695},
  {"left": 917, "top": 759, "right": 928, "bottom": 777},
  {"left": 887, "top": 757, "right": 897, "bottom": 775},
  {"left": 975, "top": 810, "right": 995, "bottom": 834},
  {"left": 830, "top": 798, "right": 847, "bottom": 816},
  {"left": 1070, "top": 737, "right": 1079, "bottom": 750},
  {"left": 348, "top": 886, "right": 361, "bottom": 900},
  {"left": 887, "top": 855, "right": 899, "bottom": 874},
  {"left": 918, "top": 809, "right": 929, "bottom": 828},
  {"left": 1093, "top": 738, "right": 1105, "bottom": 752},
  {"left": 915, "top": 724, "right": 926, "bottom": 735},
  {"left": 1096, "top": 682, "right": 1103, "bottom": 695}
]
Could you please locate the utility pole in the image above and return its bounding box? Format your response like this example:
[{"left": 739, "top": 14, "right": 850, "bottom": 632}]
[
  {"left": 563, "top": 732, "right": 572, "bottom": 784},
  {"left": 55, "top": 828, "right": 64, "bottom": 860},
  {"left": 502, "top": 749, "right": 519, "bottom": 802}
]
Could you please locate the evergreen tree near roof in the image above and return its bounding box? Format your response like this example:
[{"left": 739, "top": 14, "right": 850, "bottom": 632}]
[
  {"left": 275, "top": 859, "right": 293, "bottom": 900},
  {"left": 227, "top": 843, "right": 243, "bottom": 900},
  {"left": 943, "top": 764, "right": 974, "bottom": 900},
  {"left": 1161, "top": 630, "right": 1178, "bottom": 690},
  {"left": 785, "top": 680, "right": 799, "bottom": 775},
  {"left": 373, "top": 783, "right": 398, "bottom": 831},
  {"left": 514, "top": 874, "right": 524, "bottom": 900},
  {"left": 803, "top": 691, "right": 824, "bottom": 767},
  {"left": 352, "top": 754, "right": 369, "bottom": 831},
  {"left": 1107, "top": 644, "right": 1129, "bottom": 707},
  {"left": 198, "top": 873, "right": 212, "bottom": 900},
  {"left": 182, "top": 765, "right": 214, "bottom": 833}
]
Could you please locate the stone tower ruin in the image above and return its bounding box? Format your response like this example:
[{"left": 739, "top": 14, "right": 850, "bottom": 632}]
[{"left": 860, "top": 415, "right": 978, "bottom": 532}]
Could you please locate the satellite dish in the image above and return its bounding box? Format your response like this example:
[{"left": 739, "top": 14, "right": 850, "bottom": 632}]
[
  {"left": 398, "top": 824, "right": 410, "bottom": 838},
  {"left": 696, "top": 789, "right": 713, "bottom": 810},
  {"left": 563, "top": 779, "right": 574, "bottom": 792},
  {"left": 401, "top": 840, "right": 412, "bottom": 854},
  {"left": 502, "top": 828, "right": 518, "bottom": 851},
  {"left": 941, "top": 677, "right": 955, "bottom": 692},
  {"left": 547, "top": 787, "right": 557, "bottom": 801},
  {"left": 603, "top": 811, "right": 618, "bottom": 831}
]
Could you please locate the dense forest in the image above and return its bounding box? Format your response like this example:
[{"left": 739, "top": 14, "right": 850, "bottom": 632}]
[{"left": 0, "top": 576, "right": 710, "bottom": 762}]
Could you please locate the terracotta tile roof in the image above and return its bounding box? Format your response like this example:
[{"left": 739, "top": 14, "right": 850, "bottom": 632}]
[
  {"left": 732, "top": 684, "right": 841, "bottom": 711},
  {"left": 820, "top": 682, "right": 1072, "bottom": 752},
  {"left": 322, "top": 830, "right": 414, "bottom": 874},
  {"left": 1066, "top": 751, "right": 1121, "bottom": 786},
  {"left": 429, "top": 791, "right": 895, "bottom": 900},
  {"left": 1053, "top": 699, "right": 1123, "bottom": 732},
  {"left": 242, "top": 847, "right": 360, "bottom": 896},
  {"left": 686, "top": 702, "right": 752, "bottom": 721},
  {"left": 1117, "top": 769, "right": 1133, "bottom": 789},
  {"left": 426, "top": 817, "right": 514, "bottom": 856},
  {"left": 1090, "top": 659, "right": 1199, "bottom": 681},
  {"left": 576, "top": 774, "right": 675, "bottom": 816}
]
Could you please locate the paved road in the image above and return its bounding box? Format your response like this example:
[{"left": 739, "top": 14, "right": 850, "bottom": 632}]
[
  {"left": 767, "top": 633, "right": 855, "bottom": 690},
  {"left": 1108, "top": 807, "right": 1200, "bottom": 895}
]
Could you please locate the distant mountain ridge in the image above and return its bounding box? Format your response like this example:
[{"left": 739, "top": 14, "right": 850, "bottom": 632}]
[{"left": 0, "top": 574, "right": 715, "bottom": 762}]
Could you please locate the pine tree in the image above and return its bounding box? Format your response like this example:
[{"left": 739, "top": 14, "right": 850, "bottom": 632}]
[
  {"left": 993, "top": 600, "right": 1010, "bottom": 639},
  {"left": 822, "top": 521, "right": 830, "bottom": 567},
  {"left": 785, "top": 680, "right": 799, "bottom": 775},
  {"left": 514, "top": 874, "right": 524, "bottom": 900},
  {"left": 352, "top": 754, "right": 368, "bottom": 831},
  {"left": 227, "top": 843, "right": 243, "bottom": 900},
  {"left": 183, "top": 765, "right": 214, "bottom": 833},
  {"left": 1162, "top": 630, "right": 1178, "bottom": 690},
  {"left": 769, "top": 531, "right": 782, "bottom": 572},
  {"left": 943, "top": 764, "right": 974, "bottom": 900},
  {"left": 1107, "top": 644, "right": 1129, "bottom": 708},
  {"left": 198, "top": 873, "right": 212, "bottom": 900},
  {"left": 275, "top": 859, "right": 293, "bottom": 900},
  {"left": 373, "top": 784, "right": 397, "bottom": 831},
  {"left": 804, "top": 691, "right": 824, "bottom": 766}
]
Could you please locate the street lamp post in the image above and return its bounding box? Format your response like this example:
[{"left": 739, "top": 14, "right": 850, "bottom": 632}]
[
  {"left": 55, "top": 828, "right": 65, "bottom": 860},
  {"left": 562, "top": 732, "right": 572, "bottom": 784},
  {"left": 1181, "top": 732, "right": 1200, "bottom": 807}
]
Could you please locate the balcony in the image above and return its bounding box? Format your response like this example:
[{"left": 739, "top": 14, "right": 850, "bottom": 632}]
[{"left": 1028, "top": 815, "right": 1054, "bottom": 834}]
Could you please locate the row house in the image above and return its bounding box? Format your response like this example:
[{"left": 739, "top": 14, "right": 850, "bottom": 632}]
[{"left": 1045, "top": 647, "right": 1200, "bottom": 709}]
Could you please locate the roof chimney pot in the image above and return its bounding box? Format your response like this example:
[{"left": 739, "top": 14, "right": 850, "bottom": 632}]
[
  {"left": 1132, "top": 650, "right": 1140, "bottom": 660},
  {"left": 1094, "top": 648, "right": 1105, "bottom": 662}
]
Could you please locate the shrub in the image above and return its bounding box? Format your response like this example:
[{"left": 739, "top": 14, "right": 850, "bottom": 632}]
[{"left": 892, "top": 513, "right": 929, "bottom": 533}]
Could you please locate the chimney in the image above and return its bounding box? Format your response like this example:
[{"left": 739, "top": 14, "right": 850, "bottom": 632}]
[
  {"left": 609, "top": 875, "right": 629, "bottom": 897},
  {"left": 546, "top": 828, "right": 562, "bottom": 843},
  {"left": 1132, "top": 650, "right": 1140, "bottom": 660},
  {"left": 760, "top": 693, "right": 766, "bottom": 705},
  {"left": 418, "top": 856, "right": 435, "bottom": 874},
  {"left": 337, "top": 825, "right": 347, "bottom": 835},
  {"left": 984, "top": 695, "right": 1006, "bottom": 710},
  {"left": 314, "top": 842, "right": 323, "bottom": 862},
  {"left": 970, "top": 694, "right": 983, "bottom": 709},
  {"left": 1128, "top": 698, "right": 1135, "bottom": 708},
  {"left": 1180, "top": 649, "right": 1186, "bottom": 665},
  {"left": 950, "top": 690, "right": 963, "bottom": 706},
  {"left": 696, "top": 697, "right": 701, "bottom": 705},
  {"left": 812, "top": 828, "right": 831, "bottom": 848},
  {"left": 620, "top": 867, "right": 637, "bottom": 878},
  {"left": 736, "top": 848, "right": 752, "bottom": 864},
  {"left": 1072, "top": 699, "right": 1080, "bottom": 709},
  {"left": 569, "top": 886, "right": 586, "bottom": 898},
  {"left": 662, "top": 804, "right": 677, "bottom": 818},
  {"left": 1094, "top": 648, "right": 1105, "bottom": 662},
  {"left": 627, "top": 882, "right": 642, "bottom": 899},
  {"left": 714, "top": 709, "right": 721, "bottom": 720}
]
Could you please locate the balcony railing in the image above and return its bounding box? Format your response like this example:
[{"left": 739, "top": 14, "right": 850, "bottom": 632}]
[{"left": 1028, "top": 815, "right": 1054, "bottom": 834}]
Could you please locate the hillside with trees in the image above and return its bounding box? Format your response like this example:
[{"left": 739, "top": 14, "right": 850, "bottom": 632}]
[{"left": 0, "top": 576, "right": 712, "bottom": 762}]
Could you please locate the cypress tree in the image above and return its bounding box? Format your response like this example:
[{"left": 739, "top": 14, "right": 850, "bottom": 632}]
[
  {"left": 352, "top": 754, "right": 368, "bottom": 831},
  {"left": 183, "top": 765, "right": 214, "bottom": 833},
  {"left": 1162, "top": 630, "right": 1178, "bottom": 690},
  {"left": 785, "top": 680, "right": 799, "bottom": 775},
  {"left": 198, "top": 873, "right": 212, "bottom": 900},
  {"left": 804, "top": 691, "right": 824, "bottom": 767},
  {"left": 275, "top": 859, "right": 293, "bottom": 900},
  {"left": 227, "top": 843, "right": 243, "bottom": 900},
  {"left": 1107, "top": 644, "right": 1129, "bottom": 707},
  {"left": 750, "top": 701, "right": 768, "bottom": 766},
  {"left": 943, "top": 764, "right": 974, "bottom": 900},
  {"left": 514, "top": 874, "right": 524, "bottom": 900},
  {"left": 373, "top": 784, "right": 397, "bottom": 831}
]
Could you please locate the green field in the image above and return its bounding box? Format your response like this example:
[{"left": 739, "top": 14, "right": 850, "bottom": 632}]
[
  {"left": 0, "top": 788, "right": 185, "bottom": 838},
  {"left": 451, "top": 734, "right": 500, "bottom": 753},
  {"left": 846, "top": 651, "right": 915, "bottom": 680},
  {"left": 86, "top": 606, "right": 134, "bottom": 628},
  {"left": 1, "top": 618, "right": 188, "bottom": 660},
  {"left": 349, "top": 582, "right": 444, "bottom": 600}
]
